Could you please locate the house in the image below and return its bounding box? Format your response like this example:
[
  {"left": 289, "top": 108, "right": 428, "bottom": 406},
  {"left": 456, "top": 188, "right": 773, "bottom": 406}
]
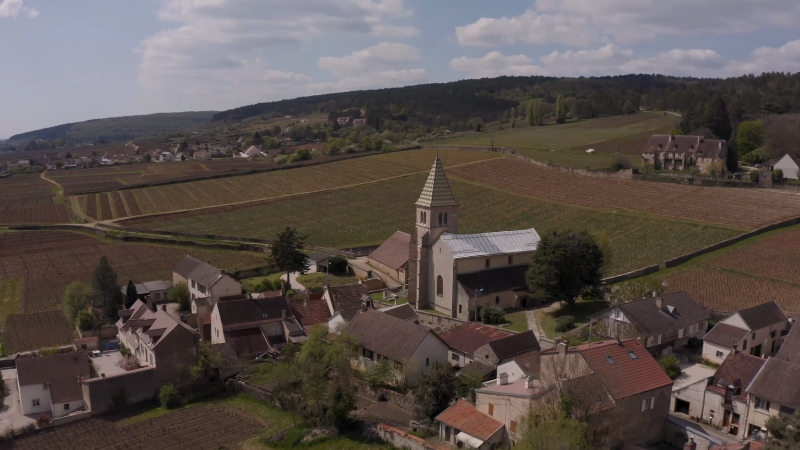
[
  {"left": 289, "top": 298, "right": 332, "bottom": 332},
  {"left": 496, "top": 353, "right": 540, "bottom": 383},
  {"left": 670, "top": 362, "right": 716, "bottom": 419},
  {"left": 172, "top": 256, "right": 242, "bottom": 304},
  {"left": 475, "top": 376, "right": 550, "bottom": 445},
  {"left": 702, "top": 301, "right": 789, "bottom": 364},
  {"left": 159, "top": 152, "right": 175, "bottom": 162},
  {"left": 17, "top": 352, "right": 91, "bottom": 418},
  {"left": 337, "top": 117, "right": 350, "bottom": 126},
  {"left": 368, "top": 231, "right": 411, "bottom": 283},
  {"left": 327, "top": 308, "right": 362, "bottom": 333},
  {"left": 209, "top": 296, "right": 306, "bottom": 358},
  {"left": 345, "top": 309, "right": 449, "bottom": 381},
  {"left": 436, "top": 399, "right": 506, "bottom": 449},
  {"left": 191, "top": 297, "right": 213, "bottom": 316},
  {"left": 591, "top": 291, "right": 711, "bottom": 356},
  {"left": 700, "top": 352, "right": 766, "bottom": 439},
  {"left": 378, "top": 303, "right": 418, "bottom": 323},
  {"left": 352, "top": 118, "right": 367, "bottom": 127},
  {"left": 773, "top": 154, "right": 799, "bottom": 179},
  {"left": 323, "top": 283, "right": 370, "bottom": 316},
  {"left": 439, "top": 322, "right": 515, "bottom": 368},
  {"left": 642, "top": 135, "right": 728, "bottom": 173},
  {"left": 241, "top": 145, "right": 265, "bottom": 158},
  {"left": 744, "top": 357, "right": 800, "bottom": 442},
  {"left": 474, "top": 331, "right": 540, "bottom": 366},
  {"left": 539, "top": 339, "right": 674, "bottom": 447},
  {"left": 307, "top": 252, "right": 332, "bottom": 273},
  {"left": 116, "top": 301, "right": 200, "bottom": 384},
  {"left": 121, "top": 280, "right": 172, "bottom": 310},
  {"left": 775, "top": 323, "right": 800, "bottom": 364}
]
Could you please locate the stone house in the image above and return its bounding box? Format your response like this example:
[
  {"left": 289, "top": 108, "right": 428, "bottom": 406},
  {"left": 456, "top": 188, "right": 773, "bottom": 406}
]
[
  {"left": 173, "top": 256, "right": 242, "bottom": 304},
  {"left": 116, "top": 301, "right": 200, "bottom": 385},
  {"left": 702, "top": 301, "right": 789, "bottom": 364},
  {"left": 591, "top": 291, "right": 710, "bottom": 356},
  {"left": 436, "top": 399, "right": 507, "bottom": 449},
  {"left": 642, "top": 135, "right": 728, "bottom": 173},
  {"left": 323, "top": 283, "right": 371, "bottom": 317},
  {"left": 670, "top": 363, "right": 716, "bottom": 420},
  {"left": 438, "top": 322, "right": 515, "bottom": 368},
  {"left": 475, "top": 376, "right": 550, "bottom": 445},
  {"left": 210, "top": 296, "right": 305, "bottom": 358},
  {"left": 368, "top": 231, "right": 411, "bottom": 283},
  {"left": 473, "top": 331, "right": 540, "bottom": 367},
  {"left": 743, "top": 357, "right": 800, "bottom": 442},
  {"left": 701, "top": 352, "right": 766, "bottom": 439},
  {"left": 17, "top": 352, "right": 91, "bottom": 418}
]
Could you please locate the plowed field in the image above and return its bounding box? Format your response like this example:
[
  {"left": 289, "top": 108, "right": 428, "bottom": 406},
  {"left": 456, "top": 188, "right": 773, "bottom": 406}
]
[
  {"left": 448, "top": 157, "right": 800, "bottom": 229},
  {"left": 0, "top": 174, "right": 70, "bottom": 224},
  {"left": 3, "top": 310, "right": 74, "bottom": 353}
]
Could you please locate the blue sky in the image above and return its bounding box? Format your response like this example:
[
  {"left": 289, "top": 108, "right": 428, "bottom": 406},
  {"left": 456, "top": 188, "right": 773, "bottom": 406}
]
[{"left": 2, "top": 0, "right": 800, "bottom": 138}]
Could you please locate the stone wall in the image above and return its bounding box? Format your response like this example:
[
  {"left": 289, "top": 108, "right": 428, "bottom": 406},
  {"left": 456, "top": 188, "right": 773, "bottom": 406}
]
[
  {"left": 601, "top": 265, "right": 660, "bottom": 285},
  {"left": 229, "top": 379, "right": 280, "bottom": 407},
  {"left": 415, "top": 311, "right": 466, "bottom": 332},
  {"left": 81, "top": 367, "right": 158, "bottom": 413},
  {"left": 79, "top": 326, "right": 117, "bottom": 340},
  {"left": 350, "top": 378, "right": 416, "bottom": 411},
  {"left": 377, "top": 424, "right": 449, "bottom": 450}
]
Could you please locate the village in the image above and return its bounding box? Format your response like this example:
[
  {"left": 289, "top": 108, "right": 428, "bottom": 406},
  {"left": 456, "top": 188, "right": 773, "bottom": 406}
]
[{"left": 0, "top": 152, "right": 795, "bottom": 450}]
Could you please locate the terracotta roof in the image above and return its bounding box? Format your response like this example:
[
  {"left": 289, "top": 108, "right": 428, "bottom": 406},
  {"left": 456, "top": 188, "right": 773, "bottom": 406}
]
[
  {"left": 416, "top": 156, "right": 458, "bottom": 207},
  {"left": 380, "top": 304, "right": 418, "bottom": 321},
  {"left": 439, "top": 322, "right": 513, "bottom": 355},
  {"left": 579, "top": 339, "right": 673, "bottom": 400},
  {"left": 614, "top": 291, "right": 710, "bottom": 336},
  {"left": 217, "top": 296, "right": 292, "bottom": 327},
  {"left": 703, "top": 323, "right": 749, "bottom": 347},
  {"left": 747, "top": 357, "right": 800, "bottom": 410},
  {"left": 17, "top": 352, "right": 91, "bottom": 404},
  {"left": 775, "top": 325, "right": 800, "bottom": 364},
  {"left": 435, "top": 399, "right": 503, "bottom": 441},
  {"left": 737, "top": 301, "right": 787, "bottom": 331},
  {"left": 174, "top": 255, "right": 203, "bottom": 279},
  {"left": 224, "top": 328, "right": 270, "bottom": 357},
  {"left": 457, "top": 265, "right": 529, "bottom": 296},
  {"left": 290, "top": 299, "right": 332, "bottom": 328},
  {"left": 327, "top": 283, "right": 369, "bottom": 313},
  {"left": 488, "top": 330, "right": 540, "bottom": 361},
  {"left": 345, "top": 309, "right": 435, "bottom": 363},
  {"left": 369, "top": 231, "right": 411, "bottom": 270},
  {"left": 707, "top": 352, "right": 765, "bottom": 399}
]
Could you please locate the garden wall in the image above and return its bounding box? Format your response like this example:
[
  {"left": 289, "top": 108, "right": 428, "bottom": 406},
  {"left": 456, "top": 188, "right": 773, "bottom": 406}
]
[
  {"left": 229, "top": 379, "right": 280, "bottom": 407},
  {"left": 350, "top": 378, "right": 416, "bottom": 411},
  {"left": 79, "top": 326, "right": 117, "bottom": 340},
  {"left": 377, "top": 424, "right": 449, "bottom": 450},
  {"left": 415, "top": 311, "right": 465, "bottom": 332},
  {"left": 82, "top": 366, "right": 158, "bottom": 413},
  {"left": 52, "top": 411, "right": 93, "bottom": 427},
  {"left": 601, "top": 265, "right": 660, "bottom": 285}
]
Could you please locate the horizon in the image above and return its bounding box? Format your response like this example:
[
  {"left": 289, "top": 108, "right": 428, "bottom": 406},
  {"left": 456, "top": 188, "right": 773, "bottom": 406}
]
[{"left": 2, "top": 0, "right": 800, "bottom": 137}]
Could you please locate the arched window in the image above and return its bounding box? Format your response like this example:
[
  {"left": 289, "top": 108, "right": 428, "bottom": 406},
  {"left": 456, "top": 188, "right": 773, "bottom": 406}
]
[
  {"left": 420, "top": 211, "right": 424, "bottom": 224},
  {"left": 436, "top": 275, "right": 444, "bottom": 296},
  {"left": 495, "top": 296, "right": 500, "bottom": 305}
]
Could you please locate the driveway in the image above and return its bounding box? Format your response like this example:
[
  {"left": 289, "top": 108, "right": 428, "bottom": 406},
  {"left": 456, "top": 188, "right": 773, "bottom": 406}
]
[
  {"left": 0, "top": 368, "right": 35, "bottom": 431},
  {"left": 280, "top": 272, "right": 307, "bottom": 291}
]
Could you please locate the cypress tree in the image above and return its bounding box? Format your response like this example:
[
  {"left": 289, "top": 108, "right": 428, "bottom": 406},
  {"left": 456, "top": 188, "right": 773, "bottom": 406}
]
[
  {"left": 702, "top": 95, "right": 732, "bottom": 140},
  {"left": 92, "top": 256, "right": 120, "bottom": 319}
]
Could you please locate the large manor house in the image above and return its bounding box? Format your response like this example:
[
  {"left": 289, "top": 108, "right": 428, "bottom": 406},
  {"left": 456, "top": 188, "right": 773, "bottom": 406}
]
[{"left": 406, "top": 157, "right": 540, "bottom": 320}]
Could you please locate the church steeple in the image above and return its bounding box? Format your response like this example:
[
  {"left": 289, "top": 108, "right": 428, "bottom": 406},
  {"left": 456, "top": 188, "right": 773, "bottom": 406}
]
[{"left": 416, "top": 155, "right": 458, "bottom": 207}]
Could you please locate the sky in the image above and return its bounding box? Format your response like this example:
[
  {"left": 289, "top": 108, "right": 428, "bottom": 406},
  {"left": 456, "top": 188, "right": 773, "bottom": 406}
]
[{"left": 2, "top": 0, "right": 800, "bottom": 138}]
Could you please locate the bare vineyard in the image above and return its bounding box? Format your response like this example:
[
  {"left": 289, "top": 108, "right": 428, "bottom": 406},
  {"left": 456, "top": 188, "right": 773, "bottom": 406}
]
[
  {"left": 705, "top": 229, "right": 800, "bottom": 284},
  {"left": 1, "top": 403, "right": 264, "bottom": 450},
  {"left": 3, "top": 310, "right": 74, "bottom": 353},
  {"left": 448, "top": 157, "right": 800, "bottom": 230}
]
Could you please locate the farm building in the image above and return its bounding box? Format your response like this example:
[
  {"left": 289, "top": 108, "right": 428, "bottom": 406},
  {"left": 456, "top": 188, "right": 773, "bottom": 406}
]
[
  {"left": 408, "top": 156, "right": 539, "bottom": 320},
  {"left": 121, "top": 280, "right": 172, "bottom": 310},
  {"left": 773, "top": 153, "right": 800, "bottom": 179},
  {"left": 17, "top": 352, "right": 91, "bottom": 419},
  {"left": 368, "top": 231, "right": 410, "bottom": 283},
  {"left": 307, "top": 252, "right": 332, "bottom": 273},
  {"left": 642, "top": 134, "right": 728, "bottom": 173}
]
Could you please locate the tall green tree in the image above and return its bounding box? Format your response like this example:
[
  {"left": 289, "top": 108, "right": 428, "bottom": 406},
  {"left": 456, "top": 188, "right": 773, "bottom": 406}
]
[
  {"left": 62, "top": 281, "right": 97, "bottom": 326},
  {"left": 169, "top": 282, "right": 191, "bottom": 311},
  {"left": 702, "top": 94, "right": 732, "bottom": 140},
  {"left": 92, "top": 257, "right": 120, "bottom": 319},
  {"left": 268, "top": 226, "right": 310, "bottom": 291},
  {"left": 526, "top": 231, "right": 604, "bottom": 309},
  {"left": 532, "top": 99, "right": 544, "bottom": 126},
  {"left": 413, "top": 361, "right": 456, "bottom": 421},
  {"left": 556, "top": 95, "right": 568, "bottom": 124},
  {"left": 510, "top": 107, "right": 517, "bottom": 128},
  {"left": 736, "top": 120, "right": 766, "bottom": 155},
  {"left": 765, "top": 414, "right": 800, "bottom": 449},
  {"left": 527, "top": 99, "right": 535, "bottom": 125},
  {"left": 124, "top": 280, "right": 138, "bottom": 308}
]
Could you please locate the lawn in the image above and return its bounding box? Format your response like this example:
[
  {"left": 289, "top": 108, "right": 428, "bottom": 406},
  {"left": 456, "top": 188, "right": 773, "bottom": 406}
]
[
  {"left": 297, "top": 272, "right": 359, "bottom": 290},
  {"left": 504, "top": 310, "right": 529, "bottom": 332},
  {"left": 534, "top": 300, "right": 610, "bottom": 339},
  {"left": 438, "top": 111, "right": 679, "bottom": 169},
  {"left": 241, "top": 272, "right": 285, "bottom": 291},
  {"left": 131, "top": 172, "right": 741, "bottom": 276}
]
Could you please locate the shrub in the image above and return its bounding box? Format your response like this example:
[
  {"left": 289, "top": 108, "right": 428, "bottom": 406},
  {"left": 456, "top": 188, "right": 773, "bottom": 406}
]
[
  {"left": 659, "top": 356, "right": 682, "bottom": 380},
  {"left": 36, "top": 413, "right": 51, "bottom": 428},
  {"left": 480, "top": 306, "right": 505, "bottom": 325},
  {"left": 274, "top": 155, "right": 289, "bottom": 164},
  {"left": 749, "top": 170, "right": 759, "bottom": 183},
  {"left": 773, "top": 169, "right": 784, "bottom": 181},
  {"left": 741, "top": 148, "right": 772, "bottom": 165},
  {"left": 555, "top": 315, "right": 575, "bottom": 332},
  {"left": 159, "top": 384, "right": 180, "bottom": 409},
  {"left": 609, "top": 157, "right": 631, "bottom": 172},
  {"left": 698, "top": 357, "right": 721, "bottom": 369},
  {"left": 288, "top": 148, "right": 312, "bottom": 163},
  {"left": 327, "top": 256, "right": 348, "bottom": 274},
  {"left": 119, "top": 344, "right": 131, "bottom": 357},
  {"left": 77, "top": 310, "right": 97, "bottom": 331}
]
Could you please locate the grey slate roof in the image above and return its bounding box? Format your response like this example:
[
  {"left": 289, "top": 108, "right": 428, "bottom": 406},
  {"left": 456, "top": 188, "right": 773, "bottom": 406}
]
[
  {"left": 747, "top": 357, "right": 800, "bottom": 410},
  {"left": 217, "top": 296, "right": 292, "bottom": 327},
  {"left": 308, "top": 252, "right": 332, "bottom": 263},
  {"left": 379, "top": 303, "right": 418, "bottom": 321},
  {"left": 188, "top": 261, "right": 227, "bottom": 287},
  {"left": 415, "top": 156, "right": 458, "bottom": 207},
  {"left": 17, "top": 352, "right": 90, "bottom": 404},
  {"left": 369, "top": 231, "right": 411, "bottom": 270},
  {"left": 457, "top": 265, "right": 529, "bottom": 296},
  {"left": 488, "top": 330, "right": 540, "bottom": 361},
  {"left": 345, "top": 309, "right": 435, "bottom": 363},
  {"left": 616, "top": 291, "right": 711, "bottom": 336},
  {"left": 776, "top": 325, "right": 800, "bottom": 364},
  {"left": 327, "top": 283, "right": 369, "bottom": 313},
  {"left": 441, "top": 229, "right": 540, "bottom": 259},
  {"left": 737, "top": 301, "right": 788, "bottom": 331},
  {"left": 174, "top": 255, "right": 203, "bottom": 279},
  {"left": 703, "top": 323, "right": 749, "bottom": 347}
]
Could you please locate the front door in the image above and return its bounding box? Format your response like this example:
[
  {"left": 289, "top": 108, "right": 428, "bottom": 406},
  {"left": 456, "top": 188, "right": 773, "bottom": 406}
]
[
  {"left": 445, "top": 426, "right": 451, "bottom": 442},
  {"left": 723, "top": 410, "right": 731, "bottom": 426}
]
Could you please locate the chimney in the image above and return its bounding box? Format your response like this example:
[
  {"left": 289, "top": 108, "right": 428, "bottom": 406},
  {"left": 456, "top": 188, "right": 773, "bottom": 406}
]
[
  {"left": 524, "top": 376, "right": 533, "bottom": 389},
  {"left": 497, "top": 372, "right": 508, "bottom": 386},
  {"left": 732, "top": 340, "right": 738, "bottom": 355},
  {"left": 683, "top": 438, "right": 697, "bottom": 450},
  {"left": 161, "top": 304, "right": 167, "bottom": 312},
  {"left": 655, "top": 296, "right": 662, "bottom": 310},
  {"left": 206, "top": 260, "right": 210, "bottom": 264},
  {"left": 220, "top": 269, "right": 225, "bottom": 275},
  {"left": 282, "top": 309, "right": 287, "bottom": 320},
  {"left": 558, "top": 341, "right": 568, "bottom": 356}
]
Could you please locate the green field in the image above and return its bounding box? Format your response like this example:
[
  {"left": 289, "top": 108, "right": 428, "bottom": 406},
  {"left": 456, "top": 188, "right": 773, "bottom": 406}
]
[
  {"left": 437, "top": 112, "right": 679, "bottom": 169},
  {"left": 129, "top": 173, "right": 741, "bottom": 276}
]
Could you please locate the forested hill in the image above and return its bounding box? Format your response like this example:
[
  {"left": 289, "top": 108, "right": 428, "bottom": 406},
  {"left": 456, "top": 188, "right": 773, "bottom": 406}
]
[
  {"left": 211, "top": 73, "right": 800, "bottom": 131},
  {"left": 9, "top": 111, "right": 217, "bottom": 144}
]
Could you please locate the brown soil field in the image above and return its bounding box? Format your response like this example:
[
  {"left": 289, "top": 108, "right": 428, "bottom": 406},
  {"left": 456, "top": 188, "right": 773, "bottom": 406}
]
[
  {"left": 705, "top": 229, "right": 800, "bottom": 284},
  {"left": 0, "top": 175, "right": 70, "bottom": 225},
  {"left": 0, "top": 231, "right": 268, "bottom": 313},
  {"left": 0, "top": 403, "right": 263, "bottom": 449},
  {"left": 448, "top": 157, "right": 800, "bottom": 230},
  {"left": 3, "top": 310, "right": 74, "bottom": 353}
]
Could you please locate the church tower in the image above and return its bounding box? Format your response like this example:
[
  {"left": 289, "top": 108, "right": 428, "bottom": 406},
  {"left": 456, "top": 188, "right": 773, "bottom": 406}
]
[{"left": 408, "top": 156, "right": 459, "bottom": 309}]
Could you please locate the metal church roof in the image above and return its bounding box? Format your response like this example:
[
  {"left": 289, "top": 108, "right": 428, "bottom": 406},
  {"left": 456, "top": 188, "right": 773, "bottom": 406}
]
[{"left": 440, "top": 228, "right": 540, "bottom": 259}]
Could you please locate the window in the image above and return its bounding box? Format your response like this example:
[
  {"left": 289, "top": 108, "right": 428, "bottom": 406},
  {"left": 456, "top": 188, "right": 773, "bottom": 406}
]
[
  {"left": 646, "top": 336, "right": 655, "bottom": 347},
  {"left": 755, "top": 397, "right": 770, "bottom": 411},
  {"left": 742, "top": 340, "right": 748, "bottom": 350},
  {"left": 191, "top": 280, "right": 196, "bottom": 289},
  {"left": 458, "top": 304, "right": 462, "bottom": 314},
  {"left": 752, "top": 332, "right": 756, "bottom": 340},
  {"left": 451, "top": 353, "right": 459, "bottom": 362},
  {"left": 363, "top": 349, "right": 374, "bottom": 360},
  {"left": 485, "top": 259, "right": 490, "bottom": 268},
  {"left": 641, "top": 397, "right": 654, "bottom": 412},
  {"left": 716, "top": 351, "right": 724, "bottom": 358},
  {"left": 444, "top": 213, "right": 448, "bottom": 225},
  {"left": 32, "top": 399, "right": 39, "bottom": 407},
  {"left": 425, "top": 358, "right": 430, "bottom": 366},
  {"left": 606, "top": 356, "right": 615, "bottom": 365},
  {"left": 488, "top": 404, "right": 494, "bottom": 416},
  {"left": 495, "top": 296, "right": 500, "bottom": 305},
  {"left": 771, "top": 330, "right": 777, "bottom": 338},
  {"left": 438, "top": 212, "right": 443, "bottom": 225},
  {"left": 508, "top": 255, "right": 513, "bottom": 265},
  {"left": 42, "top": 383, "right": 48, "bottom": 390},
  {"left": 628, "top": 351, "right": 638, "bottom": 360},
  {"left": 64, "top": 403, "right": 69, "bottom": 410},
  {"left": 780, "top": 405, "right": 796, "bottom": 415},
  {"left": 510, "top": 420, "right": 517, "bottom": 433},
  {"left": 436, "top": 276, "right": 444, "bottom": 297},
  {"left": 683, "top": 326, "right": 689, "bottom": 336},
  {"left": 732, "top": 413, "right": 740, "bottom": 424}
]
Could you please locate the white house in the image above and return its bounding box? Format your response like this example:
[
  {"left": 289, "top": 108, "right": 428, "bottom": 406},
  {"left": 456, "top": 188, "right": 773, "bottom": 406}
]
[
  {"left": 210, "top": 296, "right": 305, "bottom": 358},
  {"left": 159, "top": 152, "right": 175, "bottom": 162},
  {"left": 773, "top": 154, "right": 800, "bottom": 180},
  {"left": 702, "top": 301, "right": 789, "bottom": 365},
  {"left": 173, "top": 256, "right": 242, "bottom": 304},
  {"left": 16, "top": 352, "right": 91, "bottom": 418}
]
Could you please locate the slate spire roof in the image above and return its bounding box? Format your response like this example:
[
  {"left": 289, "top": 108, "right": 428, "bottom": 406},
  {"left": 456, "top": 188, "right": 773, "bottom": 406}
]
[{"left": 416, "top": 156, "right": 458, "bottom": 207}]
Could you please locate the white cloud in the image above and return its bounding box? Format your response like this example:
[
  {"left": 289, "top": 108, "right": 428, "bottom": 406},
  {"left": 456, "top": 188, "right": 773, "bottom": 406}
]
[
  {"left": 318, "top": 42, "right": 420, "bottom": 73},
  {"left": 457, "top": 0, "right": 800, "bottom": 47},
  {"left": 449, "top": 52, "right": 546, "bottom": 78},
  {"left": 0, "top": 0, "right": 39, "bottom": 19},
  {"left": 137, "top": 0, "right": 418, "bottom": 109}
]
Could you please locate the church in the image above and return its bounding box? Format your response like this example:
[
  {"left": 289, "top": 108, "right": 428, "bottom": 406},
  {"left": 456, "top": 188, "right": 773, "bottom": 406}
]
[{"left": 407, "top": 156, "right": 541, "bottom": 321}]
